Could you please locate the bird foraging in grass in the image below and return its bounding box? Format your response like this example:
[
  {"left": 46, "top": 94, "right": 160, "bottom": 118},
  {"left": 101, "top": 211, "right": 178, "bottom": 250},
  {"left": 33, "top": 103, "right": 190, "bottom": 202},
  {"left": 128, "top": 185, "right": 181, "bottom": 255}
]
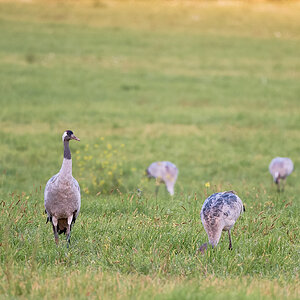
[
  {"left": 199, "top": 191, "right": 245, "bottom": 254},
  {"left": 269, "top": 157, "right": 293, "bottom": 192},
  {"left": 44, "top": 130, "right": 81, "bottom": 246},
  {"left": 146, "top": 161, "right": 178, "bottom": 196}
]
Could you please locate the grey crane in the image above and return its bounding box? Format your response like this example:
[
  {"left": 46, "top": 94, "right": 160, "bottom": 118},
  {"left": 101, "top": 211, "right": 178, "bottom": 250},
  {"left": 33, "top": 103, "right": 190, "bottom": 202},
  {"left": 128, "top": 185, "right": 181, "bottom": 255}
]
[
  {"left": 146, "top": 161, "right": 178, "bottom": 196},
  {"left": 199, "top": 191, "right": 245, "bottom": 254},
  {"left": 44, "top": 130, "right": 81, "bottom": 246},
  {"left": 269, "top": 157, "right": 294, "bottom": 191}
]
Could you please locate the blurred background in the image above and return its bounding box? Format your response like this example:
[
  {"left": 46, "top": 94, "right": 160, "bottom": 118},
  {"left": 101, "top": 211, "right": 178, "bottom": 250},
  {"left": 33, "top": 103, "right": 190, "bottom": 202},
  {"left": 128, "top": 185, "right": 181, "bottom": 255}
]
[{"left": 0, "top": 0, "right": 299, "bottom": 196}]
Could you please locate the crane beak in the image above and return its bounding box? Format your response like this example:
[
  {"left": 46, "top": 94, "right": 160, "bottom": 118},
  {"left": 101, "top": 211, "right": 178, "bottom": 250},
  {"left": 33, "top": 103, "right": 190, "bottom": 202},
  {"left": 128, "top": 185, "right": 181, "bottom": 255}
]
[
  {"left": 71, "top": 134, "right": 80, "bottom": 141},
  {"left": 198, "top": 243, "right": 208, "bottom": 255}
]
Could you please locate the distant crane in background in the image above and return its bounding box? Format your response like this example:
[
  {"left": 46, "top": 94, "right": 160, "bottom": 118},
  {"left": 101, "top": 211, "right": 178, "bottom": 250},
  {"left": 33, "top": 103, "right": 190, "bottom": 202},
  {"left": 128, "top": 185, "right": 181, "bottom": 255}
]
[
  {"left": 146, "top": 161, "right": 178, "bottom": 197},
  {"left": 269, "top": 157, "right": 294, "bottom": 192}
]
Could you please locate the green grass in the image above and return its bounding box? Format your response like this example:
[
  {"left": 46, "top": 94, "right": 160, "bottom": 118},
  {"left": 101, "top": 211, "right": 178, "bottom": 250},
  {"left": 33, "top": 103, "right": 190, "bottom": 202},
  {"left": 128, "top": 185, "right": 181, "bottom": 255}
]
[{"left": 0, "top": 0, "right": 299, "bottom": 299}]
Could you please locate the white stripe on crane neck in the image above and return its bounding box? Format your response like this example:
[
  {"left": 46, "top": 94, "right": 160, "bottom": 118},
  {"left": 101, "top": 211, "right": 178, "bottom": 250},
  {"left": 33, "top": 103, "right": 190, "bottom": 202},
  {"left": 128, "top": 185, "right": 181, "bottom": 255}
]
[{"left": 62, "top": 131, "right": 68, "bottom": 141}]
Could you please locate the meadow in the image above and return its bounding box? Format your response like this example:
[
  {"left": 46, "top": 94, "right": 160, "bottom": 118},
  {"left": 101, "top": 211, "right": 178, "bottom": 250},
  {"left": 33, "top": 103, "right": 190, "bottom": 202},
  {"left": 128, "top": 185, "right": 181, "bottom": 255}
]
[{"left": 0, "top": 0, "right": 299, "bottom": 299}]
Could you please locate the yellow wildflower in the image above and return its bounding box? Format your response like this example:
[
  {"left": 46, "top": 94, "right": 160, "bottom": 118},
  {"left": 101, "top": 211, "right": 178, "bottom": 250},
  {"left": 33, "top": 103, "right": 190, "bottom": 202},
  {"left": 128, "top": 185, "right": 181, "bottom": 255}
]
[{"left": 205, "top": 182, "right": 210, "bottom": 188}]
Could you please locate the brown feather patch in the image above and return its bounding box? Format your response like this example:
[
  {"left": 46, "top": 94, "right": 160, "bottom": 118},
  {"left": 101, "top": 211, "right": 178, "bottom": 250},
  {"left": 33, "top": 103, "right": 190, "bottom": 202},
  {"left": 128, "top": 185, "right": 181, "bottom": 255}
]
[{"left": 58, "top": 218, "right": 68, "bottom": 234}]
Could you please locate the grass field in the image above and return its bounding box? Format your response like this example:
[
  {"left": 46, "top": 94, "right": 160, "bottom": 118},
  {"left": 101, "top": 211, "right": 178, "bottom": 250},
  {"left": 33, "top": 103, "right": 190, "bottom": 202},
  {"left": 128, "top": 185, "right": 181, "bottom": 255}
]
[{"left": 0, "top": 0, "right": 300, "bottom": 299}]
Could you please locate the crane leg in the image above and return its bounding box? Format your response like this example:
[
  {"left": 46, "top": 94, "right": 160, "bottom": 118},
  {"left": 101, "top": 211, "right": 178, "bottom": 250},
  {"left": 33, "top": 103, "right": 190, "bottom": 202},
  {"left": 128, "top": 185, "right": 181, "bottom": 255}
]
[
  {"left": 155, "top": 185, "right": 160, "bottom": 200},
  {"left": 281, "top": 179, "right": 286, "bottom": 192},
  {"left": 52, "top": 216, "right": 59, "bottom": 245},
  {"left": 277, "top": 182, "right": 280, "bottom": 192},
  {"left": 228, "top": 230, "right": 232, "bottom": 250},
  {"left": 66, "top": 215, "right": 73, "bottom": 248}
]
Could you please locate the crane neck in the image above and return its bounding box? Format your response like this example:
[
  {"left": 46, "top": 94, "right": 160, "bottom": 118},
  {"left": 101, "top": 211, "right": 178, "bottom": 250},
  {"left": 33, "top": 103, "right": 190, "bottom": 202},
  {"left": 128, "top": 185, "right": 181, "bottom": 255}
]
[
  {"left": 59, "top": 140, "right": 72, "bottom": 180},
  {"left": 64, "top": 140, "right": 71, "bottom": 159}
]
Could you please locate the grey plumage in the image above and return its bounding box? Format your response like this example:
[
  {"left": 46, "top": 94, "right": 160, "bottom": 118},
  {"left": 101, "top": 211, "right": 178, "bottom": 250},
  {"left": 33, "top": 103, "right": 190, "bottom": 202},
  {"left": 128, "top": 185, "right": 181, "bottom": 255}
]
[
  {"left": 269, "top": 157, "right": 293, "bottom": 191},
  {"left": 199, "top": 191, "right": 244, "bottom": 253},
  {"left": 146, "top": 161, "right": 178, "bottom": 196},
  {"left": 44, "top": 130, "right": 81, "bottom": 245}
]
